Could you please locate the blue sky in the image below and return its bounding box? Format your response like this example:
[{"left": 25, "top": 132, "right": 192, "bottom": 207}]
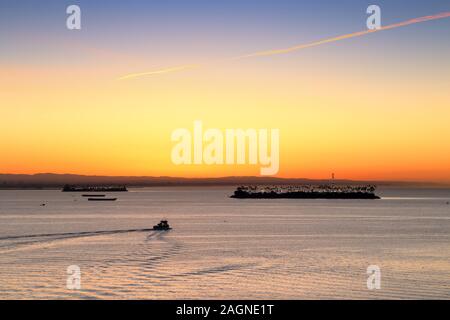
[{"left": 1, "top": 0, "right": 449, "bottom": 65}]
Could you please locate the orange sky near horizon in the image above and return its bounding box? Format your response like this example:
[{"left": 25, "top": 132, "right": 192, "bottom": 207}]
[
  {"left": 2, "top": 55, "right": 450, "bottom": 182},
  {"left": 1, "top": 5, "right": 450, "bottom": 182}
]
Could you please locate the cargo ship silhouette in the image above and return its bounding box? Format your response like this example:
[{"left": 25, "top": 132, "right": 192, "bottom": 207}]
[{"left": 62, "top": 185, "right": 127, "bottom": 192}]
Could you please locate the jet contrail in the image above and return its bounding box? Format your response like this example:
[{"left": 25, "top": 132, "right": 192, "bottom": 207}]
[
  {"left": 118, "top": 11, "right": 450, "bottom": 80},
  {"left": 236, "top": 11, "right": 450, "bottom": 59},
  {"left": 117, "top": 64, "right": 199, "bottom": 80}
]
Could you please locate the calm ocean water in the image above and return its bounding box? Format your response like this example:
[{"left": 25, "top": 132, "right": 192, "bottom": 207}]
[{"left": 0, "top": 187, "right": 449, "bottom": 299}]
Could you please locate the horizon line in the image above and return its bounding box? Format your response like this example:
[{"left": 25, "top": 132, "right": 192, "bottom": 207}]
[{"left": 1, "top": 172, "right": 450, "bottom": 185}]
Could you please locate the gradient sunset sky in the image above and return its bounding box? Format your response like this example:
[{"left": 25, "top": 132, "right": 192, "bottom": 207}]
[{"left": 1, "top": 0, "right": 450, "bottom": 181}]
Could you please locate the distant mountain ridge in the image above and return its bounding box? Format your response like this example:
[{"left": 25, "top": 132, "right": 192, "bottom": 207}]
[{"left": 0, "top": 173, "right": 447, "bottom": 189}]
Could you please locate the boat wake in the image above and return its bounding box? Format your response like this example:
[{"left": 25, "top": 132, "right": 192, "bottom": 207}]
[
  {"left": 0, "top": 228, "right": 158, "bottom": 254},
  {"left": 0, "top": 228, "right": 155, "bottom": 242}
]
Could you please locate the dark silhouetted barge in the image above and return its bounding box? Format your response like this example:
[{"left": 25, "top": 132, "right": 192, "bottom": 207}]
[
  {"left": 87, "top": 197, "right": 117, "bottom": 201},
  {"left": 62, "top": 185, "right": 127, "bottom": 192}
]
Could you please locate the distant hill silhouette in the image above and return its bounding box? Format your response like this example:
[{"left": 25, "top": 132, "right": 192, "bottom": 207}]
[{"left": 0, "top": 173, "right": 447, "bottom": 189}]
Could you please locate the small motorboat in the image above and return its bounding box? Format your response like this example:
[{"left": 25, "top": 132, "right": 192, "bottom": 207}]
[
  {"left": 152, "top": 220, "right": 172, "bottom": 231},
  {"left": 88, "top": 198, "right": 117, "bottom": 201}
]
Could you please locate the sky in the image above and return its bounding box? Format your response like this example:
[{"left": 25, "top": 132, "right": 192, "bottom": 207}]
[{"left": 1, "top": 0, "right": 450, "bottom": 181}]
